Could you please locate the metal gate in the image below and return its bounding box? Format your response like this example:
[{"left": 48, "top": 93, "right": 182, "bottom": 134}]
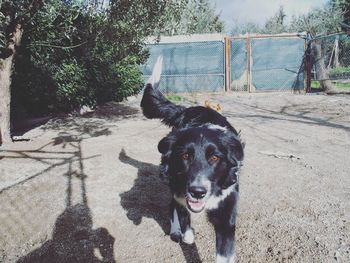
[
  {"left": 142, "top": 35, "right": 225, "bottom": 93},
  {"left": 229, "top": 34, "right": 306, "bottom": 92}
]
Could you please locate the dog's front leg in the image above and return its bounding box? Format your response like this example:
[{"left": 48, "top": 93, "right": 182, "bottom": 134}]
[
  {"left": 169, "top": 199, "right": 194, "bottom": 244},
  {"left": 214, "top": 223, "right": 236, "bottom": 263},
  {"left": 209, "top": 194, "right": 238, "bottom": 263}
]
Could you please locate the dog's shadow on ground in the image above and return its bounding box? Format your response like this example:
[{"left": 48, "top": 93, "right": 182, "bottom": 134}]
[{"left": 119, "top": 149, "right": 202, "bottom": 263}]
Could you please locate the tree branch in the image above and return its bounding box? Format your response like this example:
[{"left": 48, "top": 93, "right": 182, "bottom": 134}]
[{"left": 29, "top": 41, "right": 88, "bottom": 49}]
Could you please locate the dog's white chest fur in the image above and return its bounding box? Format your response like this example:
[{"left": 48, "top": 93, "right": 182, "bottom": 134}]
[{"left": 205, "top": 185, "right": 236, "bottom": 210}]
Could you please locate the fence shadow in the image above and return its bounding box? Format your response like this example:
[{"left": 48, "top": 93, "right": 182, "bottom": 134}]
[
  {"left": 12, "top": 138, "right": 116, "bottom": 263},
  {"left": 17, "top": 203, "right": 116, "bottom": 263},
  {"left": 119, "top": 149, "right": 202, "bottom": 263}
]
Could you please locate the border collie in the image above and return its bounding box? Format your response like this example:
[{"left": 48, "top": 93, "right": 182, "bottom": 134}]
[{"left": 140, "top": 56, "right": 244, "bottom": 263}]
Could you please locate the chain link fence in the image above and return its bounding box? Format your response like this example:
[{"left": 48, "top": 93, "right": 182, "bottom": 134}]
[
  {"left": 142, "top": 33, "right": 350, "bottom": 94},
  {"left": 142, "top": 34, "right": 307, "bottom": 93},
  {"left": 230, "top": 39, "right": 249, "bottom": 91},
  {"left": 230, "top": 34, "right": 306, "bottom": 92},
  {"left": 309, "top": 33, "right": 350, "bottom": 92},
  {"left": 142, "top": 36, "right": 225, "bottom": 94}
]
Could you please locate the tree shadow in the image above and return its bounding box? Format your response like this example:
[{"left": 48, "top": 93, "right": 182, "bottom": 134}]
[
  {"left": 9, "top": 100, "right": 140, "bottom": 143},
  {"left": 39, "top": 118, "right": 113, "bottom": 137},
  {"left": 12, "top": 138, "right": 116, "bottom": 263},
  {"left": 119, "top": 149, "right": 202, "bottom": 263}
]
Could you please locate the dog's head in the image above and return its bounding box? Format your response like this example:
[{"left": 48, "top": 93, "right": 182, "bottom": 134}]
[{"left": 158, "top": 124, "right": 244, "bottom": 213}]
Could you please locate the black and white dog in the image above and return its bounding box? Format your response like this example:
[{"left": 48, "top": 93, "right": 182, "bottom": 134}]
[{"left": 141, "top": 57, "right": 244, "bottom": 263}]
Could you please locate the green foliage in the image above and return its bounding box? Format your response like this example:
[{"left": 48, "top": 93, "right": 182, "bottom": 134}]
[
  {"left": 230, "top": 6, "right": 288, "bottom": 36},
  {"left": 330, "top": 0, "right": 350, "bottom": 25},
  {"left": 230, "top": 2, "right": 346, "bottom": 36},
  {"left": 262, "top": 6, "right": 287, "bottom": 34},
  {"left": 158, "top": 0, "right": 224, "bottom": 36},
  {"left": 289, "top": 3, "right": 343, "bottom": 36},
  {"left": 329, "top": 66, "right": 350, "bottom": 74},
  {"left": 230, "top": 21, "right": 262, "bottom": 36},
  {"left": 4, "top": 0, "right": 223, "bottom": 118},
  {"left": 311, "top": 80, "right": 321, "bottom": 89},
  {"left": 311, "top": 80, "right": 350, "bottom": 90},
  {"left": 3, "top": 0, "right": 168, "bottom": 117},
  {"left": 335, "top": 82, "right": 350, "bottom": 90},
  {"left": 53, "top": 60, "right": 91, "bottom": 110},
  {"left": 166, "top": 94, "right": 183, "bottom": 103}
]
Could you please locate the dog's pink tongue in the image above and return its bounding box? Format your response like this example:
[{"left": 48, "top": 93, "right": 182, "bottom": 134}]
[{"left": 188, "top": 200, "right": 204, "bottom": 211}]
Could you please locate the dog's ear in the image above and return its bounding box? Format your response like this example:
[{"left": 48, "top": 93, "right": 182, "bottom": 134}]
[
  {"left": 158, "top": 132, "right": 177, "bottom": 183},
  {"left": 220, "top": 166, "right": 239, "bottom": 189},
  {"left": 222, "top": 132, "right": 244, "bottom": 164},
  {"left": 218, "top": 132, "right": 244, "bottom": 189},
  {"left": 158, "top": 132, "right": 177, "bottom": 154}
]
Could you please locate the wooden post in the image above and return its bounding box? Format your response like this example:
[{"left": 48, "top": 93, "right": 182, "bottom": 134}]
[
  {"left": 224, "top": 37, "right": 231, "bottom": 92},
  {"left": 304, "top": 38, "right": 311, "bottom": 93}
]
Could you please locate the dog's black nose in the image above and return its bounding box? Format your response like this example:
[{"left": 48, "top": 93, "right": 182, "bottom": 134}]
[{"left": 189, "top": 186, "right": 207, "bottom": 199}]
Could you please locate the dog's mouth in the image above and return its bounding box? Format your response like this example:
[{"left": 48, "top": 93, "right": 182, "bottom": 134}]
[{"left": 186, "top": 197, "right": 206, "bottom": 213}]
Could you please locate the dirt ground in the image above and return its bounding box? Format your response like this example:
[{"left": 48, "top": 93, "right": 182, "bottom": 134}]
[{"left": 0, "top": 92, "right": 349, "bottom": 263}]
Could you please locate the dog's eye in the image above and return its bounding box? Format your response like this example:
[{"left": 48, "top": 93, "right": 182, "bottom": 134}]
[
  {"left": 210, "top": 155, "right": 220, "bottom": 162},
  {"left": 182, "top": 153, "right": 189, "bottom": 160}
]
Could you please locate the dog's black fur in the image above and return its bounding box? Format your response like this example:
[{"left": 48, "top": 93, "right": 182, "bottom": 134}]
[{"left": 141, "top": 84, "right": 244, "bottom": 263}]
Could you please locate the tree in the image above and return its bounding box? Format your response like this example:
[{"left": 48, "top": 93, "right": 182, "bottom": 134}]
[
  {"left": 158, "top": 0, "right": 224, "bottom": 36},
  {"left": 331, "top": 0, "right": 350, "bottom": 26},
  {"left": 0, "top": 0, "right": 43, "bottom": 145},
  {"left": 229, "top": 6, "right": 287, "bottom": 36},
  {"left": 1, "top": 0, "right": 170, "bottom": 145},
  {"left": 289, "top": 3, "right": 344, "bottom": 93},
  {"left": 262, "top": 6, "right": 287, "bottom": 34},
  {"left": 230, "top": 21, "right": 262, "bottom": 36}
]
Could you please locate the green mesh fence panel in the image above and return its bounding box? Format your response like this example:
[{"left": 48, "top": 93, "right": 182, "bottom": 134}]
[
  {"left": 230, "top": 39, "right": 248, "bottom": 91},
  {"left": 142, "top": 41, "right": 225, "bottom": 93},
  {"left": 251, "top": 37, "right": 305, "bottom": 91}
]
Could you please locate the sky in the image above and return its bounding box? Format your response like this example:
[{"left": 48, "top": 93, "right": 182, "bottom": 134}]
[{"left": 211, "top": 0, "right": 329, "bottom": 31}]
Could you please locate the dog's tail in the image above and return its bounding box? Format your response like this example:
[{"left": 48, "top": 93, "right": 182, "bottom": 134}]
[
  {"left": 146, "top": 55, "right": 163, "bottom": 89},
  {"left": 141, "top": 55, "right": 185, "bottom": 127}
]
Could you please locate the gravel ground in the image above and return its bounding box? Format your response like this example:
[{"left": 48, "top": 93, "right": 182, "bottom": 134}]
[{"left": 0, "top": 92, "right": 349, "bottom": 263}]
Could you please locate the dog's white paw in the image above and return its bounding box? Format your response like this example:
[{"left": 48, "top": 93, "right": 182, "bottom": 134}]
[
  {"left": 182, "top": 228, "right": 195, "bottom": 244},
  {"left": 216, "top": 254, "right": 235, "bottom": 263}
]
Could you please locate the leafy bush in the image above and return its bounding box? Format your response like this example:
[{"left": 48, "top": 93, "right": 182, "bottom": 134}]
[
  {"left": 5, "top": 0, "right": 223, "bottom": 119},
  {"left": 329, "top": 66, "right": 350, "bottom": 75},
  {"left": 53, "top": 60, "right": 92, "bottom": 111},
  {"left": 9, "top": 0, "right": 159, "bottom": 117}
]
